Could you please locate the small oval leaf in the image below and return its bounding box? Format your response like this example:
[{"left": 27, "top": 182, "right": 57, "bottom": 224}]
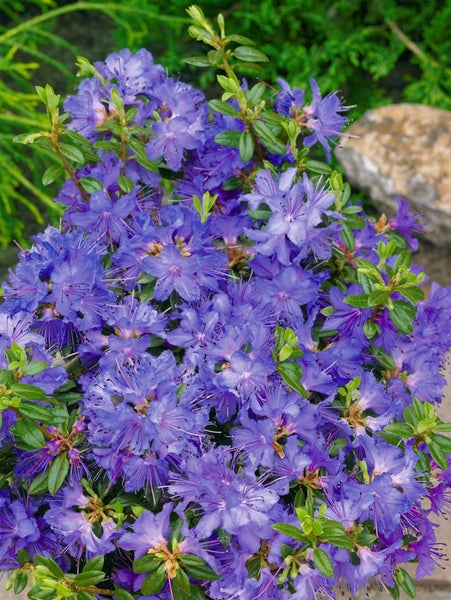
[
  {"left": 141, "top": 567, "right": 167, "bottom": 596},
  {"left": 313, "top": 548, "right": 334, "bottom": 578},
  {"left": 48, "top": 453, "right": 69, "bottom": 495}
]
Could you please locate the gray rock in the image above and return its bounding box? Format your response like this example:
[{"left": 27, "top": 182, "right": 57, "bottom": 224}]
[{"left": 335, "top": 104, "right": 451, "bottom": 245}]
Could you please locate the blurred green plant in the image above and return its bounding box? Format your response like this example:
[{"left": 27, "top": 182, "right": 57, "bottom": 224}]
[
  {"left": 107, "top": 0, "right": 450, "bottom": 112},
  {"left": 125, "top": 0, "right": 451, "bottom": 109},
  {"left": 0, "top": 0, "right": 188, "bottom": 248}
]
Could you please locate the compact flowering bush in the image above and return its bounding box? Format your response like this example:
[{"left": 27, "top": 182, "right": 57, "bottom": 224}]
[{"left": 1, "top": 6, "right": 451, "bottom": 600}]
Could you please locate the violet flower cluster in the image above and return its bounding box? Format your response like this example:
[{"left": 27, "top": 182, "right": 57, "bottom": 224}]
[{"left": 1, "top": 11, "right": 451, "bottom": 600}]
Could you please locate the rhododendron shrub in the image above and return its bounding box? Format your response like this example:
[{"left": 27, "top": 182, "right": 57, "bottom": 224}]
[{"left": 2, "top": 6, "right": 451, "bottom": 600}]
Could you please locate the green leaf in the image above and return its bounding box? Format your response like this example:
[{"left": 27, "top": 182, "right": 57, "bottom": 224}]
[
  {"left": 208, "top": 99, "right": 239, "bottom": 117},
  {"left": 271, "top": 523, "right": 306, "bottom": 541},
  {"left": 185, "top": 584, "right": 207, "bottom": 600},
  {"left": 389, "top": 301, "right": 415, "bottom": 334},
  {"left": 341, "top": 224, "right": 355, "bottom": 250},
  {"left": 371, "top": 347, "right": 397, "bottom": 370},
  {"left": 141, "top": 567, "right": 167, "bottom": 596},
  {"left": 80, "top": 177, "right": 104, "bottom": 194},
  {"left": 363, "top": 320, "right": 380, "bottom": 340},
  {"left": 233, "top": 46, "right": 269, "bottom": 62},
  {"left": 313, "top": 548, "right": 334, "bottom": 578},
  {"left": 113, "top": 588, "right": 135, "bottom": 600},
  {"left": 55, "top": 583, "right": 72, "bottom": 598},
  {"left": 324, "top": 534, "right": 354, "bottom": 549},
  {"left": 27, "top": 585, "right": 55, "bottom": 600},
  {"left": 259, "top": 135, "right": 288, "bottom": 155},
  {"left": 384, "top": 423, "right": 413, "bottom": 438},
  {"left": 368, "top": 289, "right": 390, "bottom": 307},
  {"left": 133, "top": 555, "right": 162, "bottom": 574},
  {"left": 13, "top": 132, "right": 46, "bottom": 145},
  {"left": 172, "top": 568, "right": 190, "bottom": 592},
  {"left": 214, "top": 130, "right": 242, "bottom": 148},
  {"left": 48, "top": 453, "right": 69, "bottom": 495},
  {"left": 395, "top": 567, "right": 416, "bottom": 598},
  {"left": 83, "top": 557, "right": 104, "bottom": 573},
  {"left": 252, "top": 120, "right": 285, "bottom": 154},
  {"left": 226, "top": 34, "right": 256, "bottom": 45},
  {"left": 386, "top": 583, "right": 400, "bottom": 600},
  {"left": 217, "top": 74, "right": 239, "bottom": 93},
  {"left": 42, "top": 165, "right": 65, "bottom": 186},
  {"left": 77, "top": 593, "right": 94, "bottom": 600},
  {"left": 342, "top": 204, "right": 362, "bottom": 217},
  {"left": 183, "top": 56, "right": 213, "bottom": 67},
  {"left": 358, "top": 272, "right": 376, "bottom": 295},
  {"left": 245, "top": 82, "right": 266, "bottom": 106},
  {"left": 179, "top": 554, "right": 220, "bottom": 581},
  {"left": 37, "top": 84, "right": 60, "bottom": 109},
  {"left": 11, "top": 383, "right": 47, "bottom": 401},
  {"left": 118, "top": 175, "right": 135, "bottom": 194},
  {"left": 178, "top": 554, "right": 205, "bottom": 568},
  {"left": 245, "top": 557, "right": 260, "bottom": 579},
  {"left": 394, "top": 250, "right": 412, "bottom": 271},
  {"left": 128, "top": 144, "right": 158, "bottom": 172},
  {"left": 109, "top": 88, "right": 124, "bottom": 111},
  {"left": 249, "top": 120, "right": 275, "bottom": 142},
  {"left": 399, "top": 286, "right": 425, "bottom": 303},
  {"left": 343, "top": 294, "right": 370, "bottom": 308},
  {"left": 11, "top": 419, "right": 46, "bottom": 449},
  {"left": 417, "top": 418, "right": 435, "bottom": 434},
  {"left": 59, "top": 143, "right": 85, "bottom": 164},
  {"left": 17, "top": 550, "right": 31, "bottom": 566},
  {"left": 355, "top": 530, "right": 377, "bottom": 546},
  {"left": 13, "top": 572, "right": 28, "bottom": 595},
  {"left": 28, "top": 470, "right": 49, "bottom": 495},
  {"left": 435, "top": 423, "right": 451, "bottom": 433},
  {"left": 19, "top": 401, "right": 54, "bottom": 423},
  {"left": 278, "top": 361, "right": 309, "bottom": 398},
  {"left": 238, "top": 130, "right": 254, "bottom": 163},
  {"left": 320, "top": 522, "right": 354, "bottom": 549},
  {"left": 23, "top": 361, "right": 48, "bottom": 376},
  {"left": 305, "top": 160, "right": 333, "bottom": 175},
  {"left": 428, "top": 440, "right": 448, "bottom": 470},
  {"left": 279, "top": 345, "right": 293, "bottom": 362},
  {"left": 430, "top": 433, "right": 451, "bottom": 453},
  {"left": 66, "top": 131, "right": 92, "bottom": 147},
  {"left": 73, "top": 571, "right": 106, "bottom": 586},
  {"left": 35, "top": 556, "right": 65, "bottom": 579}
]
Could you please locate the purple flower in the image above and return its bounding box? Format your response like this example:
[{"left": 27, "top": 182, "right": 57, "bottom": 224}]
[
  {"left": 303, "top": 78, "right": 349, "bottom": 160},
  {"left": 0, "top": 493, "right": 59, "bottom": 569},
  {"left": 216, "top": 350, "right": 270, "bottom": 398},
  {"left": 44, "top": 484, "right": 119, "bottom": 559},
  {"left": 143, "top": 243, "right": 200, "bottom": 301},
  {"left": 96, "top": 48, "right": 165, "bottom": 103},
  {"left": 389, "top": 196, "right": 426, "bottom": 251},
  {"left": 1, "top": 39, "right": 450, "bottom": 600},
  {"left": 323, "top": 285, "right": 372, "bottom": 344},
  {"left": 170, "top": 447, "right": 279, "bottom": 545},
  {"left": 255, "top": 265, "right": 321, "bottom": 321},
  {"left": 64, "top": 78, "right": 107, "bottom": 139},
  {"left": 274, "top": 77, "right": 305, "bottom": 116},
  {"left": 118, "top": 503, "right": 173, "bottom": 558},
  {"left": 70, "top": 190, "right": 134, "bottom": 242},
  {"left": 146, "top": 117, "right": 200, "bottom": 170}
]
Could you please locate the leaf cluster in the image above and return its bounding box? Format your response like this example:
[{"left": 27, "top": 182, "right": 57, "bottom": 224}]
[{"left": 0, "top": 0, "right": 187, "bottom": 249}]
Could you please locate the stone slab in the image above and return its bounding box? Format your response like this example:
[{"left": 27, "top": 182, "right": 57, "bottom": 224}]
[{"left": 335, "top": 104, "right": 451, "bottom": 246}]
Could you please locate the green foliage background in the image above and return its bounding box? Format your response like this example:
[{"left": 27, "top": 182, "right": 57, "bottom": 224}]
[{"left": 0, "top": 0, "right": 450, "bottom": 249}]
